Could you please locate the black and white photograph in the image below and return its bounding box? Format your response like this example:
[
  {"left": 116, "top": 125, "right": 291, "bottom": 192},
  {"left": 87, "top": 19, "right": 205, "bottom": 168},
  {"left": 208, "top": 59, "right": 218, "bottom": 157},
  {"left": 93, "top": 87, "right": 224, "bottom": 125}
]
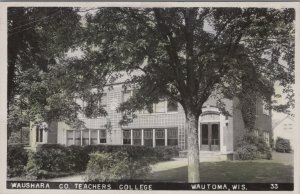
[{"left": 0, "top": 1, "right": 299, "bottom": 192}]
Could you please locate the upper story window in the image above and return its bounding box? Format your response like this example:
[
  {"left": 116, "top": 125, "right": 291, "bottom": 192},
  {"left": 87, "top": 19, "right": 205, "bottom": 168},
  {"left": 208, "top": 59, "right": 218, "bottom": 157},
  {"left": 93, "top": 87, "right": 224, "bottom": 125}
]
[
  {"left": 100, "top": 93, "right": 108, "bottom": 108},
  {"left": 153, "top": 100, "right": 178, "bottom": 113},
  {"left": 154, "top": 100, "right": 166, "bottom": 113},
  {"left": 122, "top": 90, "right": 132, "bottom": 103},
  {"left": 262, "top": 101, "right": 270, "bottom": 116}
]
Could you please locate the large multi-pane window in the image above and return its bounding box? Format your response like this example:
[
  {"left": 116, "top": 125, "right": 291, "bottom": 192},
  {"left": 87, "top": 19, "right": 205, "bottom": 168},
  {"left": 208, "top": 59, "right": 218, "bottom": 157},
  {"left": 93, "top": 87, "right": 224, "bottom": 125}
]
[
  {"left": 144, "top": 129, "right": 153, "bottom": 147},
  {"left": 82, "top": 130, "right": 89, "bottom": 145},
  {"left": 123, "top": 129, "right": 131, "bottom": 145},
  {"left": 66, "top": 130, "right": 74, "bottom": 146},
  {"left": 155, "top": 129, "right": 165, "bottom": 146},
  {"left": 75, "top": 131, "right": 81, "bottom": 145},
  {"left": 167, "top": 128, "right": 178, "bottom": 146},
  {"left": 99, "top": 130, "right": 107, "bottom": 143},
  {"left": 90, "top": 130, "right": 98, "bottom": 145},
  {"left": 66, "top": 129, "right": 106, "bottom": 146},
  {"left": 133, "top": 130, "right": 142, "bottom": 145},
  {"left": 123, "top": 128, "right": 178, "bottom": 147}
]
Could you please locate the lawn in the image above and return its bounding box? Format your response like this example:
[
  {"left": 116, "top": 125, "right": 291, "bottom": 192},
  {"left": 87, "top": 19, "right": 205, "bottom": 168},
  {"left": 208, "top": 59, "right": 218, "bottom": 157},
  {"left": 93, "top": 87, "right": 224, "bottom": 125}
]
[
  {"left": 143, "top": 152, "right": 293, "bottom": 183},
  {"left": 47, "top": 152, "right": 293, "bottom": 183}
]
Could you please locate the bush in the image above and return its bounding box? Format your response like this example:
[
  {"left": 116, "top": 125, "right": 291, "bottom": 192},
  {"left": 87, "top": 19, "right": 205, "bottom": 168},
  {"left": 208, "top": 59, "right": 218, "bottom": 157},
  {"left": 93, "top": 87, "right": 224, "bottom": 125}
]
[
  {"left": 7, "top": 144, "right": 28, "bottom": 178},
  {"left": 236, "top": 130, "right": 272, "bottom": 160},
  {"left": 25, "top": 144, "right": 74, "bottom": 179},
  {"left": 85, "top": 151, "right": 151, "bottom": 182},
  {"left": 153, "top": 146, "right": 180, "bottom": 161},
  {"left": 275, "top": 137, "right": 292, "bottom": 153},
  {"left": 236, "top": 144, "right": 258, "bottom": 160}
]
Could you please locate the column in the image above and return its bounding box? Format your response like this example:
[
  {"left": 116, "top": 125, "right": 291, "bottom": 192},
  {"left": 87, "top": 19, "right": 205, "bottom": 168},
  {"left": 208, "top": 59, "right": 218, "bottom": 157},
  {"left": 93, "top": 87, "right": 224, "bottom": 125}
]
[
  {"left": 152, "top": 129, "right": 156, "bottom": 147},
  {"left": 130, "top": 129, "right": 133, "bottom": 145},
  {"left": 97, "top": 130, "right": 100, "bottom": 144},
  {"left": 141, "top": 129, "right": 144, "bottom": 146},
  {"left": 164, "top": 128, "right": 168, "bottom": 146},
  {"left": 198, "top": 124, "right": 201, "bottom": 151},
  {"left": 80, "top": 130, "right": 83, "bottom": 146},
  {"left": 88, "top": 130, "right": 91, "bottom": 145},
  {"left": 220, "top": 115, "right": 226, "bottom": 152},
  {"left": 73, "top": 130, "right": 75, "bottom": 145}
]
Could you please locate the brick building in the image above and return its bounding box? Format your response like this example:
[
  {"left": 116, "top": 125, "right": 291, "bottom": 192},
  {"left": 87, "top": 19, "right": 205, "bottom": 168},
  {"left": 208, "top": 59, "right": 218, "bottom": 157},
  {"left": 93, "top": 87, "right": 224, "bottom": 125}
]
[{"left": 29, "top": 82, "right": 272, "bottom": 160}]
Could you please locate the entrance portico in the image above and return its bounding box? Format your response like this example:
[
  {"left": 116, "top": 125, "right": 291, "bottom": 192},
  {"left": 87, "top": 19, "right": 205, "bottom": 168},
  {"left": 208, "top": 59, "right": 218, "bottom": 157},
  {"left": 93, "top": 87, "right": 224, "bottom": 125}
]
[{"left": 198, "top": 106, "right": 227, "bottom": 153}]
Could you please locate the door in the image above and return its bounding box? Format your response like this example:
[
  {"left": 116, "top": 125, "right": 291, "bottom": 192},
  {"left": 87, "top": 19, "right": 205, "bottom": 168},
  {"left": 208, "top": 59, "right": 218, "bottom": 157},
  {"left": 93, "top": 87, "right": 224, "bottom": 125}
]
[{"left": 200, "top": 123, "right": 220, "bottom": 151}]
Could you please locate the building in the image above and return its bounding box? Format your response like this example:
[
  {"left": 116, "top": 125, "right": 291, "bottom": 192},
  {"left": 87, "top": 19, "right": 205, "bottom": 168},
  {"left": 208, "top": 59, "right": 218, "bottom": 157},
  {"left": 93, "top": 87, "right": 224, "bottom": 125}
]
[
  {"left": 29, "top": 82, "right": 272, "bottom": 160},
  {"left": 273, "top": 115, "right": 294, "bottom": 150}
]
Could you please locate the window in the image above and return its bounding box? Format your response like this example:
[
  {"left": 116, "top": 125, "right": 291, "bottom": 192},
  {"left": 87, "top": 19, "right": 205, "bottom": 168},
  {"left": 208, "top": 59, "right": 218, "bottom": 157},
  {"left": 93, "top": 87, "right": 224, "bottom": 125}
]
[
  {"left": 201, "top": 124, "right": 209, "bottom": 145},
  {"left": 75, "top": 131, "right": 81, "bottom": 145},
  {"left": 144, "top": 129, "right": 153, "bottom": 147},
  {"left": 90, "top": 130, "right": 98, "bottom": 145},
  {"left": 254, "top": 129, "right": 259, "bottom": 137},
  {"left": 133, "top": 130, "right": 141, "bottom": 145},
  {"left": 100, "top": 93, "right": 108, "bottom": 108},
  {"left": 167, "top": 101, "right": 178, "bottom": 112},
  {"left": 263, "top": 131, "right": 270, "bottom": 146},
  {"left": 66, "top": 130, "right": 74, "bottom": 146},
  {"left": 123, "top": 90, "right": 132, "bottom": 102},
  {"left": 155, "top": 129, "right": 165, "bottom": 146},
  {"left": 82, "top": 130, "right": 89, "bottom": 145},
  {"left": 154, "top": 101, "right": 166, "bottom": 113},
  {"left": 66, "top": 129, "right": 106, "bottom": 146},
  {"left": 99, "top": 130, "right": 107, "bottom": 143},
  {"left": 211, "top": 124, "right": 219, "bottom": 145},
  {"left": 262, "top": 101, "right": 270, "bottom": 115},
  {"left": 167, "top": 128, "right": 178, "bottom": 146},
  {"left": 123, "top": 130, "right": 131, "bottom": 145},
  {"left": 36, "top": 127, "right": 43, "bottom": 143}
]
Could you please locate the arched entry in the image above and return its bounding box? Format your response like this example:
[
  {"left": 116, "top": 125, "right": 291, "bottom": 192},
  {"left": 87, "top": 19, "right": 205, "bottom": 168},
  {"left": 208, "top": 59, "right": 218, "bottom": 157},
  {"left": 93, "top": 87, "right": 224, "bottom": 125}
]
[{"left": 199, "top": 107, "right": 220, "bottom": 151}]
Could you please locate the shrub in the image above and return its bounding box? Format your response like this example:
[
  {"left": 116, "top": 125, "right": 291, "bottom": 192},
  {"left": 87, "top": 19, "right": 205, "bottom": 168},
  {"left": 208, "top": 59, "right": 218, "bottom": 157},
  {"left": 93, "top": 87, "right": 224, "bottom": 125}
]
[
  {"left": 153, "top": 146, "right": 180, "bottom": 161},
  {"left": 85, "top": 151, "right": 151, "bottom": 182},
  {"left": 275, "top": 137, "right": 292, "bottom": 153},
  {"left": 25, "top": 144, "right": 73, "bottom": 179},
  {"left": 236, "top": 144, "right": 258, "bottom": 160},
  {"left": 236, "top": 130, "right": 272, "bottom": 160},
  {"left": 66, "top": 145, "right": 87, "bottom": 172},
  {"left": 7, "top": 144, "right": 28, "bottom": 178}
]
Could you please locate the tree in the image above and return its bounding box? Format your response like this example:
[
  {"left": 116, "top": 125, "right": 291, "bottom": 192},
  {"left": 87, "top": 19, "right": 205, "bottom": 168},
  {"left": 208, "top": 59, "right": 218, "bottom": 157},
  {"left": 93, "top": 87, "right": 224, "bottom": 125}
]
[
  {"left": 82, "top": 8, "right": 294, "bottom": 182},
  {"left": 7, "top": 7, "right": 83, "bottom": 136}
]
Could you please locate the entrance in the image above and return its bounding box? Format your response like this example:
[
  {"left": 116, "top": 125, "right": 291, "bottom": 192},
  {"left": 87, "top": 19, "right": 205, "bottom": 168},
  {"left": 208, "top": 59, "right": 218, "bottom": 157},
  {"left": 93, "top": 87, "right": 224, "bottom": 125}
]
[{"left": 200, "top": 123, "right": 220, "bottom": 151}]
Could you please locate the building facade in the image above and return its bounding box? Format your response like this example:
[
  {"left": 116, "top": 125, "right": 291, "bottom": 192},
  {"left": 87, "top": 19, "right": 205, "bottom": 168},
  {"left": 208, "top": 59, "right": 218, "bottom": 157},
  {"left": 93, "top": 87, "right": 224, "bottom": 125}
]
[
  {"left": 273, "top": 116, "right": 294, "bottom": 150},
  {"left": 29, "top": 83, "right": 272, "bottom": 159}
]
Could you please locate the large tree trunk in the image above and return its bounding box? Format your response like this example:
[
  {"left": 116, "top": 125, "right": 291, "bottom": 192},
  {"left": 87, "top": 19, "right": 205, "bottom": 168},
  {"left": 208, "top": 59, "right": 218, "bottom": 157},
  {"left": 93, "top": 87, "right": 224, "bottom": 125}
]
[{"left": 186, "top": 113, "right": 200, "bottom": 182}]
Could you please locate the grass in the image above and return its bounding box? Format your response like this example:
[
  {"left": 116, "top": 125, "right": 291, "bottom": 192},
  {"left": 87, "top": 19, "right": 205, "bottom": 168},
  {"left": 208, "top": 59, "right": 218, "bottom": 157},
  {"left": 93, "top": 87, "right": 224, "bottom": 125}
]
[{"left": 143, "top": 152, "right": 293, "bottom": 183}]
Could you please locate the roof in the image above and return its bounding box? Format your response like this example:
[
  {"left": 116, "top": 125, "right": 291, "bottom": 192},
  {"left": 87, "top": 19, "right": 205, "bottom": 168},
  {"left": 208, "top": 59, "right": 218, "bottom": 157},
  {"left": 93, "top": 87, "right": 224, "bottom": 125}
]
[{"left": 272, "top": 115, "right": 294, "bottom": 129}]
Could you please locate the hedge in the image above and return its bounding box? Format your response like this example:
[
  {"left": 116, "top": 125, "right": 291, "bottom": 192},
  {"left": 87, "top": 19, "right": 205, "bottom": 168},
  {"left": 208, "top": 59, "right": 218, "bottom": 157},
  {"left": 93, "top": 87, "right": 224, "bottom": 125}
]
[
  {"left": 24, "top": 144, "right": 179, "bottom": 179},
  {"left": 275, "top": 137, "right": 292, "bottom": 153}
]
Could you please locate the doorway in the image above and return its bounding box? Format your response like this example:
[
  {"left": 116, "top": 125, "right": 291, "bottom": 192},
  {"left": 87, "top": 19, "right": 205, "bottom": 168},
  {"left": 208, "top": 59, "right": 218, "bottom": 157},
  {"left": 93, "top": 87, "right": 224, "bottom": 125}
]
[{"left": 200, "top": 123, "right": 220, "bottom": 151}]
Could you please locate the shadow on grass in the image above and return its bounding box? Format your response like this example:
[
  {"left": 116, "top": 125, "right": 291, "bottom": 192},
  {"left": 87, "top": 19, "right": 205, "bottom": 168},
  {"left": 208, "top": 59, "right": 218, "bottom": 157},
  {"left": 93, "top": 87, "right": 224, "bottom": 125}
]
[{"left": 144, "top": 161, "right": 293, "bottom": 183}]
